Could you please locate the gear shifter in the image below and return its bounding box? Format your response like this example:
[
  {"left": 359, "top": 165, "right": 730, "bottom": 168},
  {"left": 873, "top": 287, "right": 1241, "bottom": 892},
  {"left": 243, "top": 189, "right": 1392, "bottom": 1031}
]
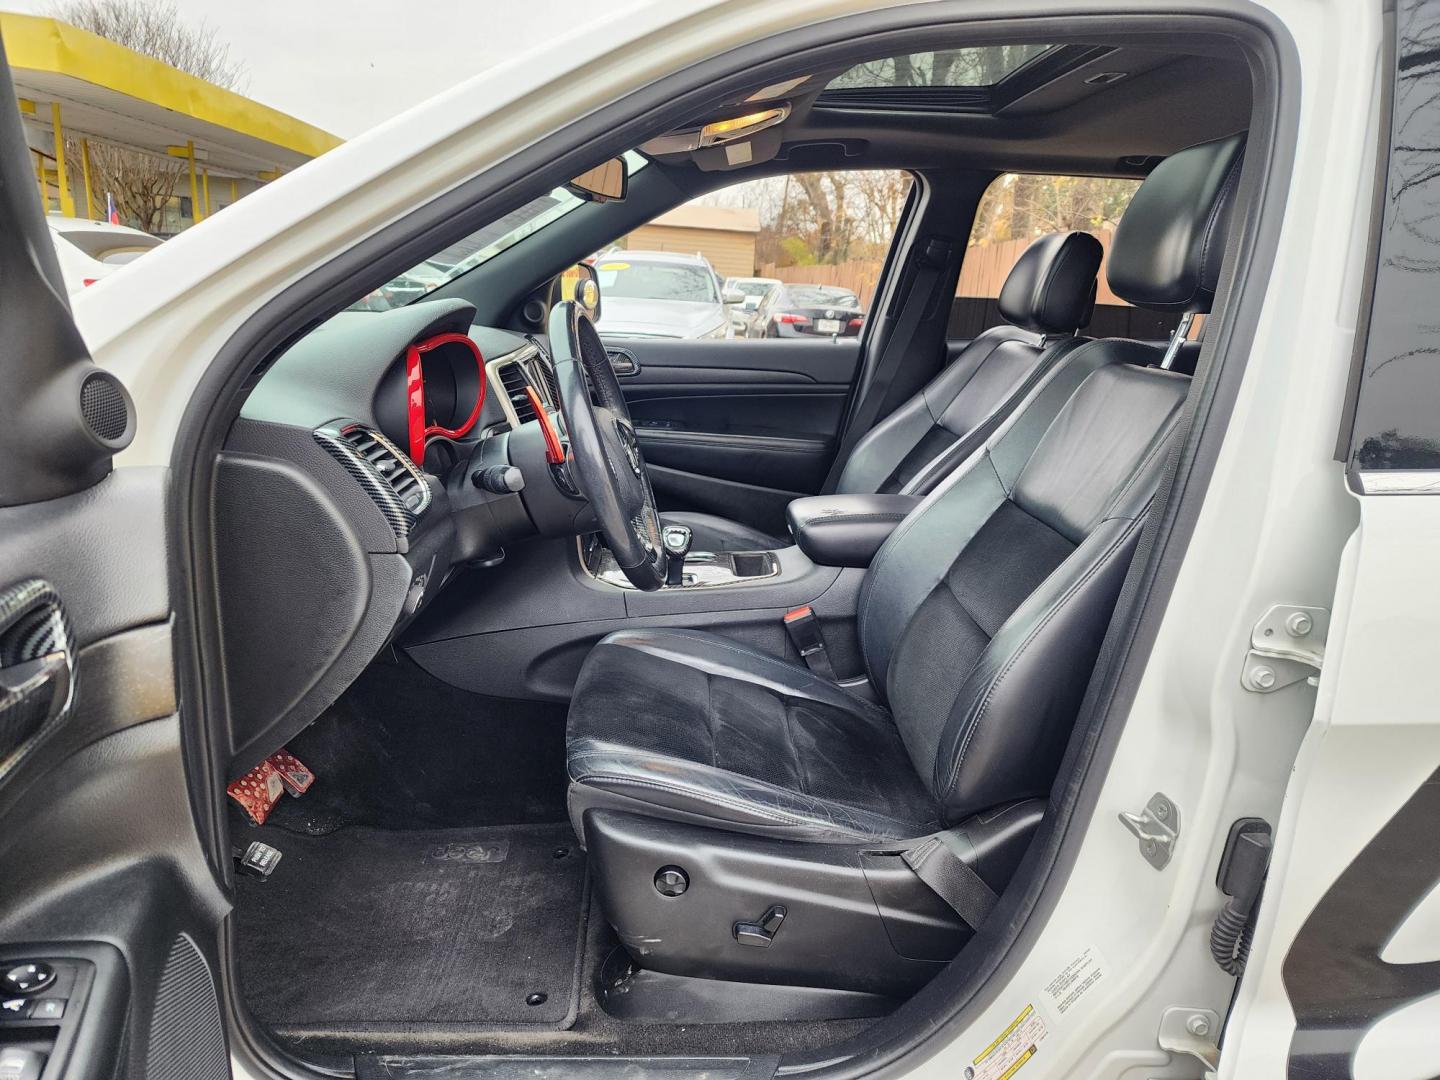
[{"left": 662, "top": 524, "right": 692, "bottom": 587}]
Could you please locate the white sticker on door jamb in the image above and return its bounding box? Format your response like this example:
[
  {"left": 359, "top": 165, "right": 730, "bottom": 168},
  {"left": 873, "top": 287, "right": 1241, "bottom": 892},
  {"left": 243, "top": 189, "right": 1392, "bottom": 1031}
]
[{"left": 1042, "top": 945, "right": 1106, "bottom": 1017}]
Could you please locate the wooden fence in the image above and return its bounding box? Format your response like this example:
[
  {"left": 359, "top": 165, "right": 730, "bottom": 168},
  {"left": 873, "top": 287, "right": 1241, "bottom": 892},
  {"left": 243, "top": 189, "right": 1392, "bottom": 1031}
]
[{"left": 758, "top": 228, "right": 1127, "bottom": 313}]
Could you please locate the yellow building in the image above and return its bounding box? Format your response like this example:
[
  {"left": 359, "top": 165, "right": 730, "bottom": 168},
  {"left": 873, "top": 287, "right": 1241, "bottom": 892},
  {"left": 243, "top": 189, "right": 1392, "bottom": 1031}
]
[
  {"left": 4, "top": 13, "right": 341, "bottom": 230},
  {"left": 621, "top": 204, "right": 761, "bottom": 280}
]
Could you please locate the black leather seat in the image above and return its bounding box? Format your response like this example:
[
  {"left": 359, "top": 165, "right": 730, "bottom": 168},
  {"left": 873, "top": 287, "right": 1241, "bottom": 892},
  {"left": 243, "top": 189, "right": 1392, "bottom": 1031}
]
[
  {"left": 662, "top": 230, "right": 1105, "bottom": 551},
  {"left": 567, "top": 133, "right": 1244, "bottom": 994}
]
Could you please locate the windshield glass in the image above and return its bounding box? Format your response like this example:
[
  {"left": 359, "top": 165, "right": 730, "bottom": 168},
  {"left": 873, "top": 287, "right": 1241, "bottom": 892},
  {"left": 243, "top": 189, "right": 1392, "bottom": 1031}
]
[
  {"left": 597, "top": 260, "right": 718, "bottom": 303},
  {"left": 787, "top": 285, "right": 860, "bottom": 307},
  {"left": 355, "top": 151, "right": 648, "bottom": 311}
]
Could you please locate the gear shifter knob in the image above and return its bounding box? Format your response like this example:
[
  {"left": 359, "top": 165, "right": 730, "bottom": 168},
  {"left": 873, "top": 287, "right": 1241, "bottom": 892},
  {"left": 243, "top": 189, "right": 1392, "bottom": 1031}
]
[{"left": 662, "top": 525, "right": 691, "bottom": 586}]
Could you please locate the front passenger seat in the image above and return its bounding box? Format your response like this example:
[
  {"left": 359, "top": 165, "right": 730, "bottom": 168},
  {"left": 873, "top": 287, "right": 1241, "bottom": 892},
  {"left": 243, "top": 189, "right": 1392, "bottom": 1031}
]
[
  {"left": 565, "top": 133, "right": 1244, "bottom": 998},
  {"left": 662, "top": 230, "right": 1104, "bottom": 550}
]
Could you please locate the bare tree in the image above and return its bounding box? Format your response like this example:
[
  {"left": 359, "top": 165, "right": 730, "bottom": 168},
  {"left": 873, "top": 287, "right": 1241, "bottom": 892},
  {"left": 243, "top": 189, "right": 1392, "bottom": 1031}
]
[{"left": 52, "top": 0, "right": 247, "bottom": 232}]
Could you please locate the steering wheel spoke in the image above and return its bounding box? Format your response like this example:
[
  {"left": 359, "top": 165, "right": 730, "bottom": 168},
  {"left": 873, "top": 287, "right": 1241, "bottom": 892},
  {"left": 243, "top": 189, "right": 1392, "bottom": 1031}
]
[{"left": 548, "top": 302, "right": 668, "bottom": 590}]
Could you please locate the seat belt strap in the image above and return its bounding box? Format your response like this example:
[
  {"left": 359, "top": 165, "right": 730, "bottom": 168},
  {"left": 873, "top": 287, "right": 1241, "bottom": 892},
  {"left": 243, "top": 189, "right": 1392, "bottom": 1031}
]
[
  {"left": 903, "top": 834, "right": 998, "bottom": 929},
  {"left": 782, "top": 606, "right": 837, "bottom": 681},
  {"left": 822, "top": 237, "right": 953, "bottom": 493}
]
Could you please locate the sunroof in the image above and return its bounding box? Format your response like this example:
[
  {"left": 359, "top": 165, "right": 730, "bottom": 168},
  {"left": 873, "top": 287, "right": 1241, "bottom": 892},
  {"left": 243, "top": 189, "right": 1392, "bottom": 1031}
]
[{"left": 828, "top": 45, "right": 1055, "bottom": 89}]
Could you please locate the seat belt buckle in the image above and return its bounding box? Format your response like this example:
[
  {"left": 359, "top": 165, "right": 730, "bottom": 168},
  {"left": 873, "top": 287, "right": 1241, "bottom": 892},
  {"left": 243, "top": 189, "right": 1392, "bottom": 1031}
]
[{"left": 783, "top": 606, "right": 837, "bottom": 681}]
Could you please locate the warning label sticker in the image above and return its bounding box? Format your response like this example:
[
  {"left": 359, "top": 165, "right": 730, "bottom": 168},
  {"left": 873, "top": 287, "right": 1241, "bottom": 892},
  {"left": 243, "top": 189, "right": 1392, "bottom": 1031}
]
[
  {"left": 1042, "top": 946, "right": 1106, "bottom": 1017},
  {"left": 965, "top": 1003, "right": 1048, "bottom": 1080}
]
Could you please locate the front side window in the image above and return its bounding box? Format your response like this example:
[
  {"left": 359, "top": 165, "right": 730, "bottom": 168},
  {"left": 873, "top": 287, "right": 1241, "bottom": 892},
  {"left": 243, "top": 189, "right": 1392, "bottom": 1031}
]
[
  {"left": 600, "top": 169, "right": 912, "bottom": 341},
  {"left": 597, "top": 261, "right": 719, "bottom": 303}
]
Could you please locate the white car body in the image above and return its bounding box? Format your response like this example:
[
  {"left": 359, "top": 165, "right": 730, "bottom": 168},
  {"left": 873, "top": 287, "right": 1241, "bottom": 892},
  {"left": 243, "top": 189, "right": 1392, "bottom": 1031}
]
[
  {"left": 45, "top": 215, "right": 162, "bottom": 294},
  {"left": 53, "top": 2, "right": 1428, "bottom": 1077}
]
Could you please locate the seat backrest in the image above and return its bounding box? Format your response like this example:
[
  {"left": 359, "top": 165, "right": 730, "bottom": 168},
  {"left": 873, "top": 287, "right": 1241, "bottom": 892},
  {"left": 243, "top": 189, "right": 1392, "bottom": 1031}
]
[
  {"left": 857, "top": 132, "right": 1246, "bottom": 823},
  {"left": 835, "top": 231, "right": 1104, "bottom": 497}
]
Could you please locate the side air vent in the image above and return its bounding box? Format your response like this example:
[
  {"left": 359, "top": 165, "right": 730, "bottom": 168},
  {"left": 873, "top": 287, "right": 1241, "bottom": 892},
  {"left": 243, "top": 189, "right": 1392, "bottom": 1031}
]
[
  {"left": 537, "top": 355, "right": 561, "bottom": 406},
  {"left": 497, "top": 362, "right": 538, "bottom": 423},
  {"left": 313, "top": 423, "right": 431, "bottom": 543}
]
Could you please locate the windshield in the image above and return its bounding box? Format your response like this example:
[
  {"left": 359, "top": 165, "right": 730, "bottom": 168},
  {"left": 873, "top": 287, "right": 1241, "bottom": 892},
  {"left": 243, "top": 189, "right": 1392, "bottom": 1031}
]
[
  {"left": 597, "top": 260, "right": 718, "bottom": 304},
  {"left": 355, "top": 151, "right": 648, "bottom": 311},
  {"left": 733, "top": 280, "right": 773, "bottom": 298},
  {"left": 787, "top": 285, "right": 860, "bottom": 307}
]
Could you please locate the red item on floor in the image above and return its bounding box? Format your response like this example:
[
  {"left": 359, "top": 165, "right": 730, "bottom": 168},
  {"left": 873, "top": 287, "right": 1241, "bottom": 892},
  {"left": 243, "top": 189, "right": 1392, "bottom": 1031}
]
[
  {"left": 266, "top": 749, "right": 315, "bottom": 797},
  {"left": 227, "top": 759, "right": 285, "bottom": 825}
]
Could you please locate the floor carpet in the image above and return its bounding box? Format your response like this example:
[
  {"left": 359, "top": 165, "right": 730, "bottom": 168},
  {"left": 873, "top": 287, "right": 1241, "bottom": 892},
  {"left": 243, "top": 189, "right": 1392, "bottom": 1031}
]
[{"left": 236, "top": 823, "right": 587, "bottom": 1031}]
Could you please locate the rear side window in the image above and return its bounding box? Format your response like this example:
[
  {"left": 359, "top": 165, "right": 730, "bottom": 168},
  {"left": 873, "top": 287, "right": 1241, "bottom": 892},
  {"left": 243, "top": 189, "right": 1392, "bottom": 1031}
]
[{"left": 953, "top": 172, "right": 1191, "bottom": 341}]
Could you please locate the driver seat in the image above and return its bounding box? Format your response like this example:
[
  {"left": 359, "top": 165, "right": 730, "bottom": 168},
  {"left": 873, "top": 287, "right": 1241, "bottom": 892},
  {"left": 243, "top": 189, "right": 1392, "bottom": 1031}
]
[
  {"left": 661, "top": 228, "right": 1105, "bottom": 551},
  {"left": 566, "top": 134, "right": 1244, "bottom": 996}
]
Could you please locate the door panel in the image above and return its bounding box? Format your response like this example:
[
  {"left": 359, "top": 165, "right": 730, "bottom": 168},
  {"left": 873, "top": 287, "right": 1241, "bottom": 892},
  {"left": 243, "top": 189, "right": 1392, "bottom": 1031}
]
[
  {"left": 604, "top": 336, "right": 860, "bottom": 531},
  {"left": 0, "top": 31, "right": 228, "bottom": 1080}
]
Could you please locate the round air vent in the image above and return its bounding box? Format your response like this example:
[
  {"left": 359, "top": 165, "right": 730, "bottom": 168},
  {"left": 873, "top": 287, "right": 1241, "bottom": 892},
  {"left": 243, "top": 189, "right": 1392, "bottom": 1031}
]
[{"left": 78, "top": 370, "right": 134, "bottom": 448}]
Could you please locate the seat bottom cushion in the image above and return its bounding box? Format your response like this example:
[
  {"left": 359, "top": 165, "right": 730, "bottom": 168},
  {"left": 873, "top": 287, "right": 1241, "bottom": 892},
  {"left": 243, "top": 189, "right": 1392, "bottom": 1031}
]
[
  {"left": 659, "top": 511, "right": 784, "bottom": 552},
  {"left": 565, "top": 629, "right": 940, "bottom": 844}
]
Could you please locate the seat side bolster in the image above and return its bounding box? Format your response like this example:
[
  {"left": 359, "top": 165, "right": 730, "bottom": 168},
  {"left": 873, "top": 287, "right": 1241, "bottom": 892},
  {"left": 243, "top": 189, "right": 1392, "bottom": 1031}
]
[
  {"left": 835, "top": 327, "right": 1015, "bottom": 496},
  {"left": 931, "top": 514, "right": 1148, "bottom": 820},
  {"left": 568, "top": 738, "right": 934, "bottom": 844},
  {"left": 597, "top": 627, "right": 893, "bottom": 723}
]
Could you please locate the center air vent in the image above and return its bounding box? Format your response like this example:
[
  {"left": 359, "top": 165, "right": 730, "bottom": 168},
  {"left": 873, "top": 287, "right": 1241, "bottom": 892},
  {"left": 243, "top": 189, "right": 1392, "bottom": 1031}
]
[
  {"left": 314, "top": 423, "right": 431, "bottom": 543},
  {"left": 496, "top": 362, "right": 538, "bottom": 423}
]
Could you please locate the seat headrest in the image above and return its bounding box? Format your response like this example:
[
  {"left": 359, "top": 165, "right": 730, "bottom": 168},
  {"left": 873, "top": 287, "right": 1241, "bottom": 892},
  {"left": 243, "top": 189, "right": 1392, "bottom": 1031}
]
[
  {"left": 997, "top": 231, "right": 1104, "bottom": 334},
  {"left": 1108, "top": 132, "right": 1247, "bottom": 313}
]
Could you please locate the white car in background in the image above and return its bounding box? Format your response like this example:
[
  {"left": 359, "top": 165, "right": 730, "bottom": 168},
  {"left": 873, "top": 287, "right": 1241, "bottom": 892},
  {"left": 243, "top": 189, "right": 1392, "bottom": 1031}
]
[
  {"left": 593, "top": 250, "right": 742, "bottom": 338},
  {"left": 46, "top": 214, "right": 162, "bottom": 293}
]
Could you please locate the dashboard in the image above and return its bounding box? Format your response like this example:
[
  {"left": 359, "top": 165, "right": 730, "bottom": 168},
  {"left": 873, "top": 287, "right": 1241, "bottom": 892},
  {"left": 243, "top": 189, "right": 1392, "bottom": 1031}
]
[{"left": 216, "top": 298, "right": 570, "bottom": 774}]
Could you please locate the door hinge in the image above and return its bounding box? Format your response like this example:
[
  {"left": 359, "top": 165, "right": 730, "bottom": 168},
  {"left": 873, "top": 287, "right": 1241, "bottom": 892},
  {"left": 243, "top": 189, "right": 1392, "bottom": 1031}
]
[
  {"left": 1118, "top": 791, "right": 1180, "bottom": 870},
  {"left": 1157, "top": 1006, "right": 1220, "bottom": 1078},
  {"left": 1241, "top": 603, "right": 1328, "bottom": 693}
]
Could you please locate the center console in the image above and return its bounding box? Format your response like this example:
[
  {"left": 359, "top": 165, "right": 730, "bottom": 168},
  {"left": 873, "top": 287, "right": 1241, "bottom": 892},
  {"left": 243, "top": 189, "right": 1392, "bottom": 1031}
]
[{"left": 588, "top": 544, "right": 780, "bottom": 590}]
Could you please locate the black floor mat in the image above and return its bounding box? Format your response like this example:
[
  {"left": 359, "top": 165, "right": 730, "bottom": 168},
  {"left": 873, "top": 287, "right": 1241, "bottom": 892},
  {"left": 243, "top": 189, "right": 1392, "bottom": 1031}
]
[
  {"left": 236, "top": 823, "right": 587, "bottom": 1031},
  {"left": 264, "top": 655, "right": 570, "bottom": 835}
]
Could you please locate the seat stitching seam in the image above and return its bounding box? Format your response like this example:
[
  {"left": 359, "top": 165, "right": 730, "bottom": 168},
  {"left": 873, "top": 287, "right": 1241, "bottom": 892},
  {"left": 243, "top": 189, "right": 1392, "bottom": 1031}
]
[
  {"left": 857, "top": 448, "right": 1000, "bottom": 653},
  {"left": 624, "top": 629, "right": 888, "bottom": 719},
  {"left": 567, "top": 749, "right": 931, "bottom": 832},
  {"left": 1101, "top": 413, "right": 1183, "bottom": 522},
  {"left": 938, "top": 515, "right": 1145, "bottom": 803},
  {"left": 570, "top": 771, "right": 924, "bottom": 836}
]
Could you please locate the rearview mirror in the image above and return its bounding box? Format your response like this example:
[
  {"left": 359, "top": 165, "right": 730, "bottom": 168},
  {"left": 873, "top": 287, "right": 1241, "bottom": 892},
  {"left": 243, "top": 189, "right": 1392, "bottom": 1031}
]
[{"left": 566, "top": 159, "right": 627, "bottom": 203}]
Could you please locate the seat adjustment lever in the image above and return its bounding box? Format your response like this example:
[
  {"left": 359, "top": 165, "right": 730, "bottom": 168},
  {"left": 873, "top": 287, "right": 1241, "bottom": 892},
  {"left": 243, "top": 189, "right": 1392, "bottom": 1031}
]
[{"left": 733, "top": 904, "right": 787, "bottom": 948}]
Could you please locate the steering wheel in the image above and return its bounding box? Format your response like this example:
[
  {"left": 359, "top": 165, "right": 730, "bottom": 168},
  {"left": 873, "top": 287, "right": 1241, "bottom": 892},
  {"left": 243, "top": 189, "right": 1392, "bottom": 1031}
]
[{"left": 549, "top": 301, "right": 668, "bottom": 590}]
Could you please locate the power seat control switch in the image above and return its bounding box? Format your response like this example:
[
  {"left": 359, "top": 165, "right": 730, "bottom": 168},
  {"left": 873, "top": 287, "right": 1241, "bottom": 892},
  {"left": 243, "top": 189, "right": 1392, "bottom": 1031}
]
[
  {"left": 734, "top": 904, "right": 787, "bottom": 948},
  {"left": 0, "top": 963, "right": 53, "bottom": 997}
]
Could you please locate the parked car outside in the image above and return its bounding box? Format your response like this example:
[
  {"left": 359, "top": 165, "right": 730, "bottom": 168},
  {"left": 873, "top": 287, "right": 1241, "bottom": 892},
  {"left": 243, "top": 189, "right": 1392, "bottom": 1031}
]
[
  {"left": 751, "top": 282, "right": 865, "bottom": 338},
  {"left": 45, "top": 215, "right": 163, "bottom": 294},
  {"left": 723, "top": 275, "right": 782, "bottom": 334},
  {"left": 593, "top": 250, "right": 742, "bottom": 338}
]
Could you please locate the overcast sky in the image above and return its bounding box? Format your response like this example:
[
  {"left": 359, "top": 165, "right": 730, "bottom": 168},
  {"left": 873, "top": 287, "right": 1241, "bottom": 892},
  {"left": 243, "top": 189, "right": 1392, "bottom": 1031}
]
[{"left": 3, "top": 0, "right": 604, "bottom": 136}]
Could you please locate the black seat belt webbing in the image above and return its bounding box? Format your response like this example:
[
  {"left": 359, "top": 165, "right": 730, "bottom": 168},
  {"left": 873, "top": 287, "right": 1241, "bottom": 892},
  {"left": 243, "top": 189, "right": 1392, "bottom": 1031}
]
[
  {"left": 903, "top": 833, "right": 998, "bottom": 929},
  {"left": 822, "top": 237, "right": 953, "bottom": 493}
]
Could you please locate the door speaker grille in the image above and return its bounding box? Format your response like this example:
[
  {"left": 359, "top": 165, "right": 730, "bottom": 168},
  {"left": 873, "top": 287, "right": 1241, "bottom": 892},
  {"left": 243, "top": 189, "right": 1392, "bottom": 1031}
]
[{"left": 146, "top": 934, "right": 228, "bottom": 1080}]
